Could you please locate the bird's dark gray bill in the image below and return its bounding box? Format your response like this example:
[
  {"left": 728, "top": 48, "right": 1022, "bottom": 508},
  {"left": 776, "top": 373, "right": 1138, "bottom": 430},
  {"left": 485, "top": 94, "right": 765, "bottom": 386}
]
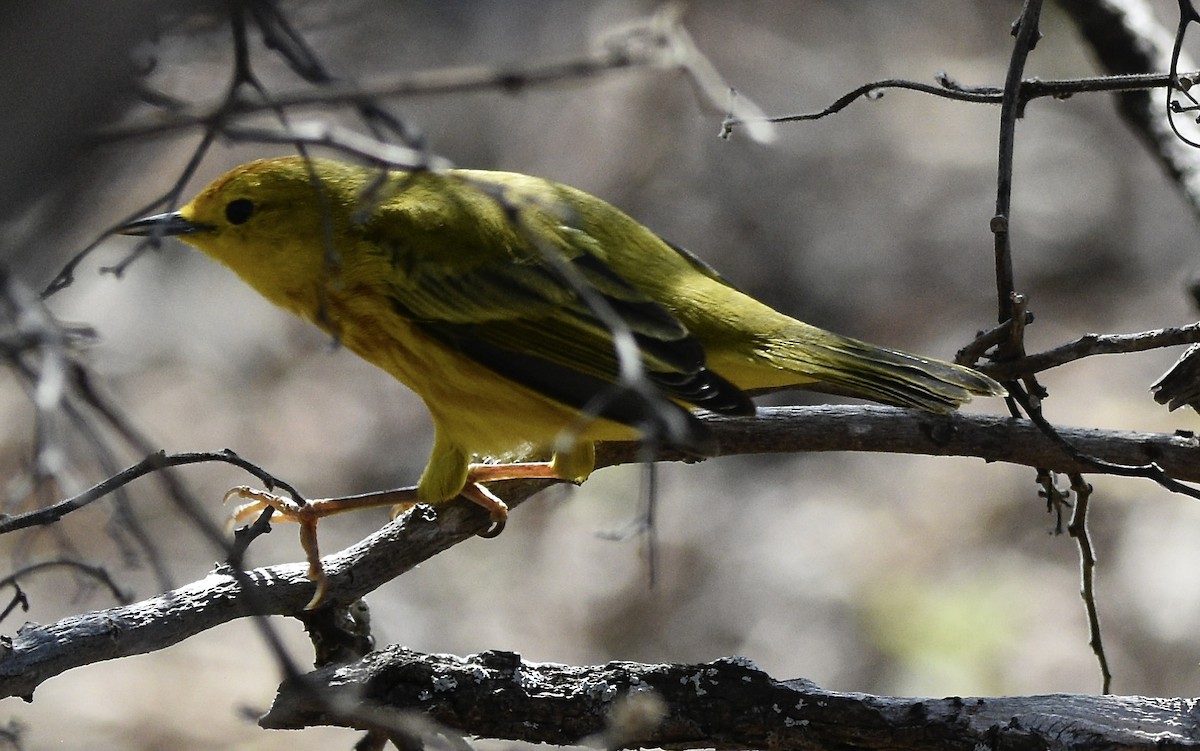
[{"left": 118, "top": 211, "right": 211, "bottom": 237}]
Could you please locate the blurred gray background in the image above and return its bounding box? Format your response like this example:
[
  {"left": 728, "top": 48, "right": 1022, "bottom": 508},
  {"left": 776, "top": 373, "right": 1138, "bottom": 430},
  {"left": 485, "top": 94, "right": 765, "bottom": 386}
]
[{"left": 4, "top": 1, "right": 1200, "bottom": 749}]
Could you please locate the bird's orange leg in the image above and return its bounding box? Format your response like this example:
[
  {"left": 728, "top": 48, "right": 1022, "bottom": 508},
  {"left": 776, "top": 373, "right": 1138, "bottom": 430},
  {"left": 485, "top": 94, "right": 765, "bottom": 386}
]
[
  {"left": 226, "top": 485, "right": 423, "bottom": 609},
  {"left": 467, "top": 461, "right": 558, "bottom": 483},
  {"left": 224, "top": 465, "right": 561, "bottom": 608},
  {"left": 462, "top": 461, "right": 564, "bottom": 537}
]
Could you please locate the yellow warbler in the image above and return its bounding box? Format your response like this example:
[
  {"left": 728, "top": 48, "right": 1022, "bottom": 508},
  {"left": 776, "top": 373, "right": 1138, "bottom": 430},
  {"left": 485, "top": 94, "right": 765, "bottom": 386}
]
[{"left": 121, "top": 156, "right": 1003, "bottom": 602}]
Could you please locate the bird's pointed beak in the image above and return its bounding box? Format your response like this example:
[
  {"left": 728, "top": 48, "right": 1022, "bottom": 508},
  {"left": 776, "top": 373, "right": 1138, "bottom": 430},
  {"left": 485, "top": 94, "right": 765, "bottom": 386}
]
[{"left": 117, "top": 211, "right": 213, "bottom": 237}]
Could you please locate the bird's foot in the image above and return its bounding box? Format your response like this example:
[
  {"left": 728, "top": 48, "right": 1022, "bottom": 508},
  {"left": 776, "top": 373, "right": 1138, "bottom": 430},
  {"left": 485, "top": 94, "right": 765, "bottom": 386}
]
[
  {"left": 225, "top": 485, "right": 424, "bottom": 609},
  {"left": 226, "top": 486, "right": 336, "bottom": 609},
  {"left": 223, "top": 466, "right": 552, "bottom": 608}
]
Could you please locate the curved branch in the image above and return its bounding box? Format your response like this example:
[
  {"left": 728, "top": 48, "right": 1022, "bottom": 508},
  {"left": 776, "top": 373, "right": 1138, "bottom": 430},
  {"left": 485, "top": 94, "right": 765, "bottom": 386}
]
[
  {"left": 0, "top": 450, "right": 300, "bottom": 536},
  {"left": 258, "top": 648, "right": 1200, "bottom": 749}
]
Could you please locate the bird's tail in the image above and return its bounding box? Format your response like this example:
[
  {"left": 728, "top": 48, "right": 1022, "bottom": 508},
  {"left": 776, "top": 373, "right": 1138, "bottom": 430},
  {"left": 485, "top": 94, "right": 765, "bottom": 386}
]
[{"left": 748, "top": 330, "right": 1006, "bottom": 413}]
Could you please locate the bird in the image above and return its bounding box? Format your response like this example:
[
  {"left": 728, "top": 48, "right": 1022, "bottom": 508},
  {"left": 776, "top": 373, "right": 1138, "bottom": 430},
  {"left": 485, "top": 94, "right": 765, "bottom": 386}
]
[{"left": 120, "top": 155, "right": 1004, "bottom": 605}]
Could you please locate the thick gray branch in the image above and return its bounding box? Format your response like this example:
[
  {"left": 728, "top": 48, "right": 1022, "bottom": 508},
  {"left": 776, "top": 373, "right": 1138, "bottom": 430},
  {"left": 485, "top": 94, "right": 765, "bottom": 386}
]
[{"left": 259, "top": 649, "right": 1200, "bottom": 750}]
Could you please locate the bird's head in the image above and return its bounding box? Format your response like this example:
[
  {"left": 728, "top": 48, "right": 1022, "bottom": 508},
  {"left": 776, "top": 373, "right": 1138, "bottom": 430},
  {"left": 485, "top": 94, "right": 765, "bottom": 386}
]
[{"left": 119, "top": 156, "right": 370, "bottom": 313}]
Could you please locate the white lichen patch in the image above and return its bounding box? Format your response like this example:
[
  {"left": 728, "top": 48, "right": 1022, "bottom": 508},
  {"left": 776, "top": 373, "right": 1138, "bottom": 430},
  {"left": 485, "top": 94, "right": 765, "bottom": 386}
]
[{"left": 431, "top": 673, "right": 458, "bottom": 692}]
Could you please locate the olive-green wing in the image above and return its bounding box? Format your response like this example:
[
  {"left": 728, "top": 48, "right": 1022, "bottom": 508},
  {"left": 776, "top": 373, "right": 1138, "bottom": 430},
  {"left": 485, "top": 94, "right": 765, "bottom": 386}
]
[{"left": 373, "top": 203, "right": 752, "bottom": 449}]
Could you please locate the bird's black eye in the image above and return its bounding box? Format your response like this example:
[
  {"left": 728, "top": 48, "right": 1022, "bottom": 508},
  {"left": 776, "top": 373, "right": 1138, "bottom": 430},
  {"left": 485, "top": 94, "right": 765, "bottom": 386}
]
[{"left": 225, "top": 198, "right": 254, "bottom": 225}]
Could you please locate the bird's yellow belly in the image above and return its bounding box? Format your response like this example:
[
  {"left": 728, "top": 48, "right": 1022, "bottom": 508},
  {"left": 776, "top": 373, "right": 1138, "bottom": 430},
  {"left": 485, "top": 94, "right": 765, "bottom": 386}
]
[{"left": 339, "top": 312, "right": 639, "bottom": 461}]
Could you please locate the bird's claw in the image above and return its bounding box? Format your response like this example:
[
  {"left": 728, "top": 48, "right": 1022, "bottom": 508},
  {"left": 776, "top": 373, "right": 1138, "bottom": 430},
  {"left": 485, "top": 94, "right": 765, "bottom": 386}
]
[{"left": 223, "top": 485, "right": 329, "bottom": 610}]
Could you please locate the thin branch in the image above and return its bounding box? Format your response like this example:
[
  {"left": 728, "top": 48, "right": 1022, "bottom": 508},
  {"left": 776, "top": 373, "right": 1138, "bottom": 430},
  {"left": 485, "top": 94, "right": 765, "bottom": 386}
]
[
  {"left": 994, "top": 2, "right": 1042, "bottom": 333},
  {"left": 42, "top": 92, "right": 217, "bottom": 298},
  {"left": 721, "top": 69, "right": 1199, "bottom": 134},
  {"left": 0, "top": 449, "right": 296, "bottom": 536},
  {"left": 221, "top": 121, "right": 452, "bottom": 171},
  {"left": 51, "top": 343, "right": 318, "bottom": 690},
  {"left": 982, "top": 321, "right": 1200, "bottom": 379},
  {"left": 0, "top": 560, "right": 134, "bottom": 610},
  {"left": 1006, "top": 383, "right": 1200, "bottom": 506},
  {"left": 1035, "top": 468, "right": 1070, "bottom": 534},
  {"left": 1067, "top": 474, "right": 1112, "bottom": 695}
]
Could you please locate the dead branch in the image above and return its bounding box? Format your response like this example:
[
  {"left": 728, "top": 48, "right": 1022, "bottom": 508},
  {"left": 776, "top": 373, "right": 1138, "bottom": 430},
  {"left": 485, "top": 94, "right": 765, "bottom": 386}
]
[{"left": 260, "top": 648, "right": 1200, "bottom": 750}]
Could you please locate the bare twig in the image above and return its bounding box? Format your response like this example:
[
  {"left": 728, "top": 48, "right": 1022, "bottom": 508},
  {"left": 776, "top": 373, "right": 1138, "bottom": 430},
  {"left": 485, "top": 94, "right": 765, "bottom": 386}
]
[
  {"left": 1005, "top": 384, "right": 1200, "bottom": 502},
  {"left": 0, "top": 560, "right": 134, "bottom": 614},
  {"left": 221, "top": 121, "right": 451, "bottom": 171},
  {"left": 721, "top": 70, "right": 1199, "bottom": 135},
  {"left": 993, "top": 2, "right": 1042, "bottom": 336},
  {"left": 1066, "top": 474, "right": 1111, "bottom": 694},
  {"left": 982, "top": 321, "right": 1200, "bottom": 380},
  {"left": 1035, "top": 468, "right": 1071, "bottom": 534},
  {"left": 0, "top": 449, "right": 295, "bottom": 536}
]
